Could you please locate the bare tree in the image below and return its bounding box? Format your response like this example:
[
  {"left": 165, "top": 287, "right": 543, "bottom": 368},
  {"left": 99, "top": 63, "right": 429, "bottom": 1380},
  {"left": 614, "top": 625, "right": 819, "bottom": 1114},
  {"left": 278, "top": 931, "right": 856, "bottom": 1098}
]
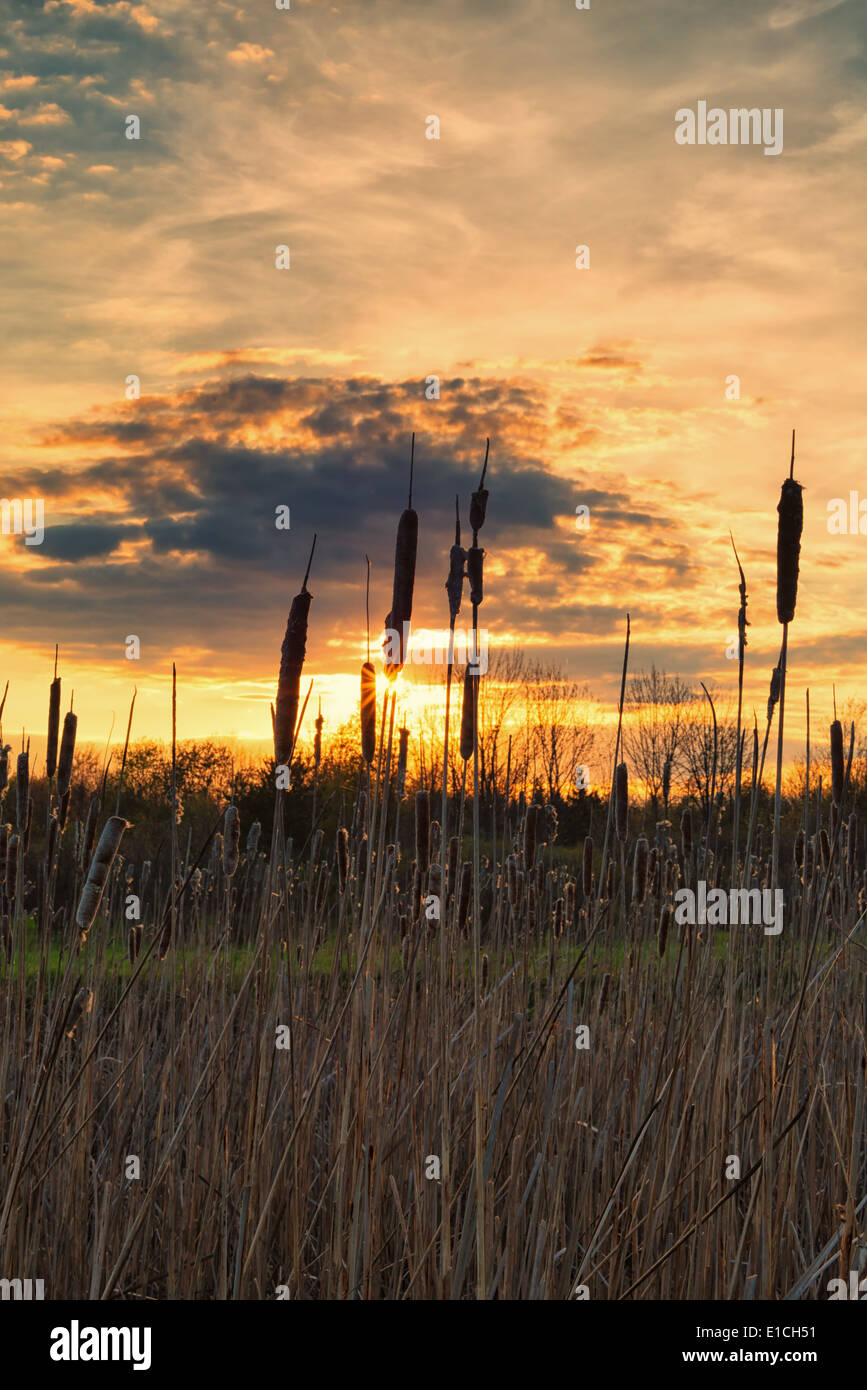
[
  {"left": 622, "top": 666, "right": 694, "bottom": 816},
  {"left": 525, "top": 659, "right": 596, "bottom": 802}
]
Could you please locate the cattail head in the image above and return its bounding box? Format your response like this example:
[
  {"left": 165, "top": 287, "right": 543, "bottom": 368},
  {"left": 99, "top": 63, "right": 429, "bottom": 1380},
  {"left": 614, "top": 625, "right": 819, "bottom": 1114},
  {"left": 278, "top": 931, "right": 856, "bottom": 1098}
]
[
  {"left": 614, "top": 763, "right": 628, "bottom": 842},
  {"left": 47, "top": 675, "right": 61, "bottom": 781},
  {"left": 246, "top": 821, "right": 261, "bottom": 857},
  {"left": 554, "top": 897, "right": 564, "bottom": 937},
  {"left": 830, "top": 720, "right": 844, "bottom": 806},
  {"left": 223, "top": 805, "right": 240, "bottom": 877},
  {"left": 128, "top": 922, "right": 142, "bottom": 966},
  {"left": 470, "top": 440, "right": 490, "bottom": 535},
  {"left": 16, "top": 749, "right": 29, "bottom": 832},
  {"left": 582, "top": 835, "right": 594, "bottom": 897},
  {"left": 681, "top": 807, "right": 693, "bottom": 859},
  {"left": 446, "top": 496, "right": 466, "bottom": 620},
  {"left": 57, "top": 711, "right": 77, "bottom": 798},
  {"left": 313, "top": 701, "right": 323, "bottom": 771},
  {"left": 662, "top": 756, "right": 672, "bottom": 807},
  {"left": 467, "top": 545, "right": 484, "bottom": 608},
  {"left": 360, "top": 662, "right": 376, "bottom": 765},
  {"left": 819, "top": 826, "right": 831, "bottom": 871},
  {"left": 275, "top": 537, "right": 315, "bottom": 765},
  {"left": 632, "top": 835, "right": 648, "bottom": 903},
  {"left": 384, "top": 440, "right": 418, "bottom": 680},
  {"left": 776, "top": 440, "right": 803, "bottom": 624},
  {"left": 0, "top": 745, "right": 9, "bottom": 794},
  {"left": 565, "top": 878, "right": 575, "bottom": 923},
  {"left": 793, "top": 826, "right": 805, "bottom": 874},
  {"left": 460, "top": 665, "right": 477, "bottom": 761},
  {"left": 76, "top": 816, "right": 129, "bottom": 934}
]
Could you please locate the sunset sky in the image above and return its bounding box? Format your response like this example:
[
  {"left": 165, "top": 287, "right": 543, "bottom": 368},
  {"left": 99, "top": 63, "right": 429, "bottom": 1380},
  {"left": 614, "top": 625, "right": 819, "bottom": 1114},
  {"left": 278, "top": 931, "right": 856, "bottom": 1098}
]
[{"left": 1, "top": 0, "right": 866, "bottom": 768}]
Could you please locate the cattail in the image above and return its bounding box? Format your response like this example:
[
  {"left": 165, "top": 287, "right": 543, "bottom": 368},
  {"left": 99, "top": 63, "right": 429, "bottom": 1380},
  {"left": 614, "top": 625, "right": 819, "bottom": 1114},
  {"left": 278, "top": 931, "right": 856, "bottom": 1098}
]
[
  {"left": 336, "top": 827, "right": 349, "bottom": 892},
  {"left": 59, "top": 788, "right": 70, "bottom": 831},
  {"left": 515, "top": 868, "right": 525, "bottom": 906},
  {"left": 446, "top": 497, "right": 466, "bottom": 619},
  {"left": 662, "top": 756, "right": 672, "bottom": 808},
  {"left": 605, "top": 859, "right": 615, "bottom": 900},
  {"left": 47, "top": 675, "right": 61, "bottom": 780},
  {"left": 527, "top": 881, "right": 537, "bottom": 931},
  {"left": 470, "top": 441, "right": 489, "bottom": 535},
  {"left": 830, "top": 720, "right": 844, "bottom": 806},
  {"left": 658, "top": 904, "right": 671, "bottom": 958},
  {"left": 310, "top": 828, "right": 324, "bottom": 875},
  {"left": 23, "top": 795, "right": 32, "bottom": 854},
  {"left": 360, "top": 662, "right": 376, "bottom": 765},
  {"left": 447, "top": 835, "right": 459, "bottom": 897},
  {"left": 460, "top": 665, "right": 477, "bottom": 761},
  {"left": 65, "top": 987, "right": 92, "bottom": 1037},
  {"left": 401, "top": 933, "right": 411, "bottom": 972},
  {"left": 458, "top": 861, "right": 472, "bottom": 932},
  {"left": 76, "top": 816, "right": 128, "bottom": 933},
  {"left": 767, "top": 666, "right": 781, "bottom": 724},
  {"left": 554, "top": 897, "right": 564, "bottom": 936},
  {"left": 480, "top": 952, "right": 489, "bottom": 991},
  {"left": 1, "top": 821, "right": 12, "bottom": 885},
  {"left": 395, "top": 727, "right": 409, "bottom": 798},
  {"left": 16, "top": 750, "right": 28, "bottom": 832},
  {"left": 535, "top": 859, "right": 545, "bottom": 896},
  {"left": 776, "top": 449, "right": 804, "bottom": 624},
  {"left": 6, "top": 833, "right": 19, "bottom": 901},
  {"left": 128, "top": 923, "right": 142, "bottom": 965},
  {"left": 614, "top": 763, "right": 628, "bottom": 842},
  {"left": 819, "top": 826, "right": 831, "bottom": 870},
  {"left": 384, "top": 437, "right": 418, "bottom": 679},
  {"left": 429, "top": 819, "right": 441, "bottom": 861},
  {"left": 0, "top": 745, "right": 9, "bottom": 794},
  {"left": 565, "top": 879, "right": 575, "bottom": 923},
  {"left": 246, "top": 821, "right": 261, "bottom": 857},
  {"left": 46, "top": 810, "right": 58, "bottom": 868},
  {"left": 793, "top": 827, "right": 805, "bottom": 875},
  {"left": 210, "top": 833, "right": 222, "bottom": 880},
  {"left": 313, "top": 700, "right": 323, "bottom": 769},
  {"left": 681, "top": 807, "right": 693, "bottom": 859},
  {"left": 275, "top": 537, "right": 315, "bottom": 765},
  {"left": 523, "top": 805, "right": 538, "bottom": 873},
  {"left": 632, "top": 835, "right": 648, "bottom": 903},
  {"left": 57, "top": 711, "right": 77, "bottom": 797},
  {"left": 542, "top": 802, "right": 558, "bottom": 846},
  {"left": 467, "top": 545, "right": 484, "bottom": 608},
  {"left": 415, "top": 790, "right": 430, "bottom": 874},
  {"left": 582, "top": 835, "right": 594, "bottom": 896},
  {"left": 427, "top": 863, "right": 442, "bottom": 921},
  {"left": 223, "top": 805, "right": 240, "bottom": 877}
]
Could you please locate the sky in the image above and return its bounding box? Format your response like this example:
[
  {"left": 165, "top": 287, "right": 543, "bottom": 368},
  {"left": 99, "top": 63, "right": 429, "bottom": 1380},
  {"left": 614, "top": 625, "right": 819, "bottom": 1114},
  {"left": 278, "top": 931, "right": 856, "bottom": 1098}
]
[{"left": 1, "top": 0, "right": 866, "bottom": 769}]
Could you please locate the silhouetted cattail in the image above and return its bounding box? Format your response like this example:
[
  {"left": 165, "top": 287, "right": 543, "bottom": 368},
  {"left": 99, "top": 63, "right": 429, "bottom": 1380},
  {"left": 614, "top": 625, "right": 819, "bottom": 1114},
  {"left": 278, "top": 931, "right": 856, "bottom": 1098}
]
[
  {"left": 481, "top": 952, "right": 489, "bottom": 991},
  {"left": 460, "top": 666, "right": 477, "bottom": 761},
  {"left": 458, "top": 862, "right": 472, "bottom": 932},
  {"left": 681, "top": 808, "right": 693, "bottom": 859},
  {"left": 384, "top": 439, "right": 418, "bottom": 679},
  {"left": 46, "top": 810, "right": 58, "bottom": 868},
  {"left": 793, "top": 827, "right": 805, "bottom": 873},
  {"left": 275, "top": 537, "right": 315, "bottom": 765},
  {"left": 470, "top": 443, "right": 489, "bottom": 534},
  {"left": 633, "top": 835, "right": 648, "bottom": 903},
  {"left": 0, "top": 745, "right": 9, "bottom": 794},
  {"left": 614, "top": 763, "right": 628, "bottom": 842},
  {"left": 415, "top": 790, "right": 430, "bottom": 874},
  {"left": 662, "top": 755, "right": 672, "bottom": 808},
  {"left": 429, "top": 819, "right": 441, "bottom": 861},
  {"left": 467, "top": 545, "right": 484, "bottom": 608},
  {"left": 360, "top": 662, "right": 376, "bottom": 765},
  {"left": 6, "top": 833, "right": 19, "bottom": 901},
  {"left": 57, "top": 711, "right": 77, "bottom": 798},
  {"left": 446, "top": 497, "right": 466, "bottom": 619},
  {"left": 47, "top": 675, "right": 61, "bottom": 780},
  {"left": 523, "top": 805, "right": 538, "bottom": 873},
  {"left": 767, "top": 665, "right": 781, "bottom": 724},
  {"left": 336, "top": 827, "right": 349, "bottom": 892},
  {"left": 830, "top": 720, "right": 844, "bottom": 806},
  {"left": 76, "top": 816, "right": 128, "bottom": 933},
  {"left": 776, "top": 454, "right": 803, "bottom": 624},
  {"left": 554, "top": 897, "right": 564, "bottom": 936},
  {"left": 16, "top": 750, "right": 28, "bottom": 832},
  {"left": 658, "top": 904, "right": 671, "bottom": 958},
  {"left": 527, "top": 882, "right": 537, "bottom": 931},
  {"left": 223, "top": 806, "right": 240, "bottom": 877},
  {"left": 582, "top": 835, "right": 594, "bottom": 896}
]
